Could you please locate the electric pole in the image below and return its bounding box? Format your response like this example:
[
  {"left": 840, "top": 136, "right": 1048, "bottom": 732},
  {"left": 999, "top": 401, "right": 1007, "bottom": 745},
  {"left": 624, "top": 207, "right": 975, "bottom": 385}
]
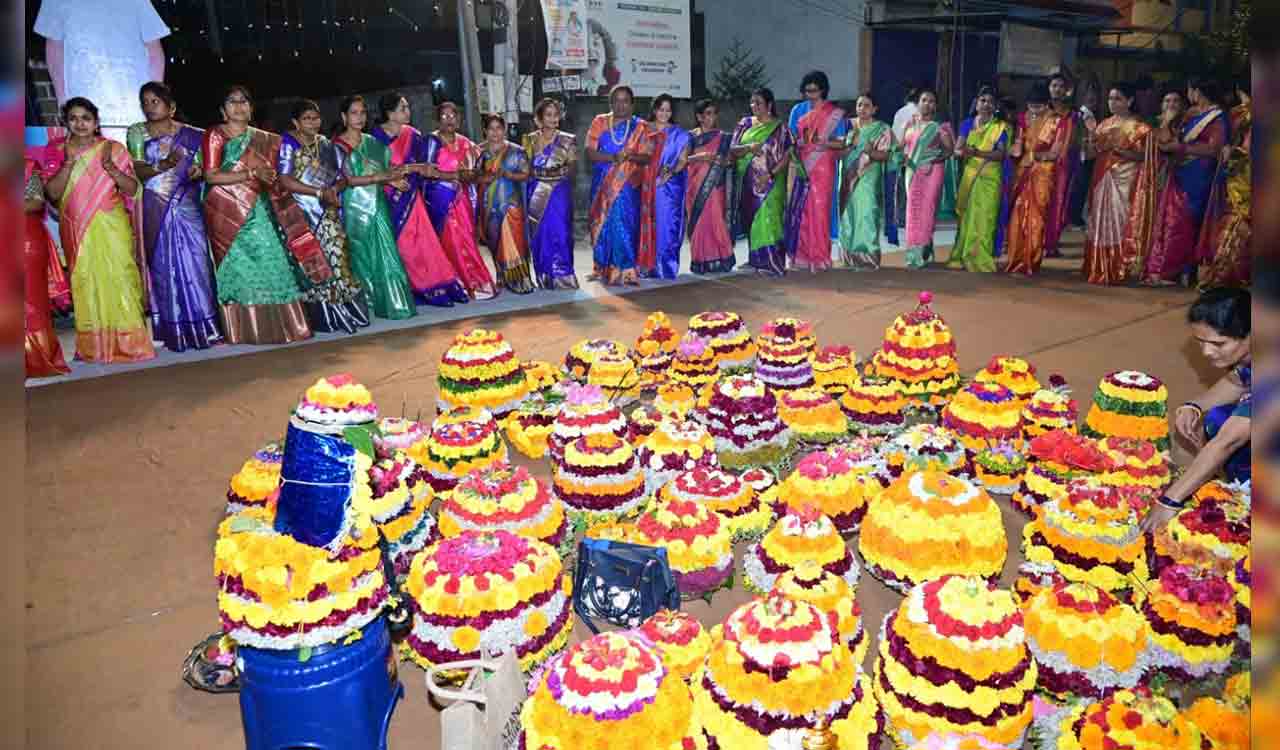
[{"left": 456, "top": 0, "right": 483, "bottom": 137}]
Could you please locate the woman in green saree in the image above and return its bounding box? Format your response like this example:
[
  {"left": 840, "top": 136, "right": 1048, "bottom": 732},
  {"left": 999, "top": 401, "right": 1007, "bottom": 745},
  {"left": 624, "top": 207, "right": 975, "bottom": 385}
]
[
  {"left": 730, "top": 87, "right": 792, "bottom": 276},
  {"left": 948, "top": 87, "right": 1011, "bottom": 273},
  {"left": 837, "top": 92, "right": 893, "bottom": 269},
  {"left": 332, "top": 95, "right": 416, "bottom": 320}
]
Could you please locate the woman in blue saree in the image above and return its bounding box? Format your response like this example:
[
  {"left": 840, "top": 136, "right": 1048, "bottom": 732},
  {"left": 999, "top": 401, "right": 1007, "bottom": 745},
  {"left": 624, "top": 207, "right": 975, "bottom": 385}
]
[
  {"left": 638, "top": 94, "right": 689, "bottom": 279},
  {"left": 127, "top": 82, "right": 221, "bottom": 351},
  {"left": 586, "top": 85, "right": 652, "bottom": 285},
  {"left": 522, "top": 98, "right": 579, "bottom": 289},
  {"left": 476, "top": 113, "right": 535, "bottom": 294}
]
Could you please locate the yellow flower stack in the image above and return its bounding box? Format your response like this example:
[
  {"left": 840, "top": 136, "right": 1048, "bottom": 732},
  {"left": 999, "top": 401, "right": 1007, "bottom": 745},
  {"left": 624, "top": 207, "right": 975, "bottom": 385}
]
[
  {"left": 669, "top": 332, "right": 720, "bottom": 395},
  {"left": 774, "top": 561, "right": 867, "bottom": 664},
  {"left": 743, "top": 506, "right": 861, "bottom": 594},
  {"left": 421, "top": 405, "right": 509, "bottom": 493},
  {"left": 972, "top": 355, "right": 1040, "bottom": 408},
  {"left": 658, "top": 465, "right": 772, "bottom": 541},
  {"left": 1022, "top": 388, "right": 1079, "bottom": 439},
  {"left": 521, "top": 359, "right": 561, "bottom": 391},
  {"left": 295, "top": 374, "right": 380, "bottom": 425},
  {"left": 814, "top": 345, "right": 859, "bottom": 398},
  {"left": 840, "top": 377, "right": 909, "bottom": 435},
  {"left": 548, "top": 383, "right": 630, "bottom": 465},
  {"left": 859, "top": 471, "right": 1007, "bottom": 593},
  {"left": 363, "top": 452, "right": 437, "bottom": 578},
  {"left": 654, "top": 382, "right": 698, "bottom": 419},
  {"left": 779, "top": 445, "right": 882, "bottom": 533},
  {"left": 879, "top": 425, "right": 973, "bottom": 484},
  {"left": 587, "top": 350, "right": 643, "bottom": 406},
  {"left": 633, "top": 312, "right": 679, "bottom": 388},
  {"left": 225, "top": 441, "right": 284, "bottom": 514},
  {"left": 552, "top": 433, "right": 649, "bottom": 525},
  {"left": 1150, "top": 498, "right": 1250, "bottom": 579},
  {"left": 403, "top": 529, "right": 574, "bottom": 676},
  {"left": 869, "top": 291, "right": 960, "bottom": 407},
  {"left": 1021, "top": 582, "right": 1153, "bottom": 700},
  {"left": 636, "top": 609, "right": 712, "bottom": 683},
  {"left": 873, "top": 576, "right": 1037, "bottom": 749},
  {"left": 940, "top": 381, "right": 1024, "bottom": 453},
  {"left": 504, "top": 393, "right": 560, "bottom": 460},
  {"left": 564, "top": 338, "right": 629, "bottom": 380},
  {"left": 637, "top": 417, "right": 718, "bottom": 495},
  {"left": 777, "top": 386, "right": 850, "bottom": 444},
  {"left": 519, "top": 632, "right": 709, "bottom": 750},
  {"left": 1042, "top": 688, "right": 1203, "bottom": 750},
  {"left": 633, "top": 494, "right": 734, "bottom": 597},
  {"left": 1182, "top": 672, "right": 1250, "bottom": 750},
  {"left": 437, "top": 461, "right": 570, "bottom": 556},
  {"left": 689, "top": 310, "right": 757, "bottom": 372},
  {"left": 1141, "top": 564, "right": 1237, "bottom": 681},
  {"left": 436, "top": 328, "right": 532, "bottom": 420},
  {"left": 692, "top": 593, "right": 884, "bottom": 750},
  {"left": 1080, "top": 370, "right": 1170, "bottom": 452}
]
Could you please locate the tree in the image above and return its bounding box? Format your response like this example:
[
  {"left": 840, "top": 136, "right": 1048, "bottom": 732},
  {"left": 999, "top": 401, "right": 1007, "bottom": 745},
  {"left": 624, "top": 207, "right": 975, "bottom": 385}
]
[
  {"left": 710, "top": 36, "right": 770, "bottom": 102},
  {"left": 1172, "top": 0, "right": 1250, "bottom": 82}
]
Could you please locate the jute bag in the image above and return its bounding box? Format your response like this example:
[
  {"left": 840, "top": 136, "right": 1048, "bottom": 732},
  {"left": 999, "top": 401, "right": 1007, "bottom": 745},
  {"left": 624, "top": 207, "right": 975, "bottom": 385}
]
[{"left": 427, "top": 652, "right": 527, "bottom": 750}]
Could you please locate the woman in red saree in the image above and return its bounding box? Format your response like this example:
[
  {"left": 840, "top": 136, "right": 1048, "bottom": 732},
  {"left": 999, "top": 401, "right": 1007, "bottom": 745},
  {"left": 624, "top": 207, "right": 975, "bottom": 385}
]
[
  {"left": 426, "top": 101, "right": 498, "bottom": 299},
  {"left": 1082, "top": 83, "right": 1156, "bottom": 285},
  {"left": 1004, "top": 85, "right": 1066, "bottom": 276},
  {"left": 785, "top": 74, "right": 846, "bottom": 272},
  {"left": 1196, "top": 82, "right": 1252, "bottom": 289},
  {"left": 685, "top": 98, "right": 736, "bottom": 274},
  {"left": 23, "top": 157, "right": 70, "bottom": 377},
  {"left": 42, "top": 97, "right": 155, "bottom": 362}
]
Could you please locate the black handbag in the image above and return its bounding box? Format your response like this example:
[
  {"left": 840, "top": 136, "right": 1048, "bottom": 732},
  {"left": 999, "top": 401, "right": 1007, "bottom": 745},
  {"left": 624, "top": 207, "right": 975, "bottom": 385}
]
[{"left": 573, "top": 538, "right": 681, "bottom": 634}]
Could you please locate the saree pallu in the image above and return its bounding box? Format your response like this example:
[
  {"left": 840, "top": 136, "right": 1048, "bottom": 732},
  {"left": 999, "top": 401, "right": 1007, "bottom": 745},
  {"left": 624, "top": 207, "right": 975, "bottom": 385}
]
[
  {"left": 426, "top": 132, "right": 497, "bottom": 298},
  {"left": 837, "top": 119, "right": 890, "bottom": 270},
  {"left": 1082, "top": 117, "right": 1156, "bottom": 285},
  {"left": 786, "top": 102, "right": 846, "bottom": 270},
  {"left": 638, "top": 126, "right": 690, "bottom": 279},
  {"left": 278, "top": 133, "right": 371, "bottom": 334},
  {"left": 685, "top": 129, "right": 735, "bottom": 274},
  {"left": 1044, "top": 107, "right": 1083, "bottom": 256},
  {"left": 127, "top": 123, "right": 222, "bottom": 351},
  {"left": 588, "top": 114, "right": 652, "bottom": 284},
  {"left": 1144, "top": 108, "right": 1227, "bottom": 282},
  {"left": 949, "top": 117, "right": 1010, "bottom": 273},
  {"left": 523, "top": 131, "right": 579, "bottom": 289},
  {"left": 898, "top": 120, "right": 953, "bottom": 268},
  {"left": 335, "top": 133, "right": 416, "bottom": 320},
  {"left": 372, "top": 125, "right": 469, "bottom": 306},
  {"left": 1197, "top": 104, "right": 1251, "bottom": 288},
  {"left": 1004, "top": 117, "right": 1059, "bottom": 276},
  {"left": 57, "top": 140, "right": 155, "bottom": 362},
  {"left": 478, "top": 142, "right": 535, "bottom": 294},
  {"left": 202, "top": 126, "right": 312, "bottom": 344},
  {"left": 23, "top": 160, "right": 69, "bottom": 377},
  {"left": 732, "top": 116, "right": 791, "bottom": 276},
  {"left": 788, "top": 100, "right": 845, "bottom": 242}
]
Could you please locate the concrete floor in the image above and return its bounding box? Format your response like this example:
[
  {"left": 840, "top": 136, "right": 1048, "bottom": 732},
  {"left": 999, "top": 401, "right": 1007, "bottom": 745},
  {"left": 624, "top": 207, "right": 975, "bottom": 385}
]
[{"left": 24, "top": 236, "right": 1206, "bottom": 749}]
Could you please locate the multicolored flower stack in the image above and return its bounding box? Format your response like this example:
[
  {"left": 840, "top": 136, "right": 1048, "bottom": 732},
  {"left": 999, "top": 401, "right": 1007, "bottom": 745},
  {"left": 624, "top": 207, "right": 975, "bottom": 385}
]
[
  {"left": 564, "top": 338, "right": 628, "bottom": 380},
  {"left": 668, "top": 333, "right": 720, "bottom": 395},
  {"left": 626, "top": 404, "right": 663, "bottom": 446},
  {"left": 754, "top": 317, "right": 818, "bottom": 392},
  {"left": 700, "top": 374, "right": 795, "bottom": 470},
  {"left": 873, "top": 576, "right": 1037, "bottom": 749},
  {"left": 295, "top": 373, "right": 380, "bottom": 425},
  {"left": 840, "top": 376, "right": 909, "bottom": 435},
  {"left": 420, "top": 405, "right": 509, "bottom": 493},
  {"left": 777, "top": 386, "right": 850, "bottom": 443},
  {"left": 552, "top": 433, "right": 648, "bottom": 525},
  {"left": 374, "top": 416, "right": 430, "bottom": 463},
  {"left": 436, "top": 329, "right": 532, "bottom": 420},
  {"left": 636, "top": 418, "right": 718, "bottom": 495},
  {"left": 972, "top": 355, "right": 1041, "bottom": 407},
  {"left": 879, "top": 424, "right": 973, "bottom": 483},
  {"left": 635, "top": 609, "right": 712, "bottom": 683},
  {"left": 659, "top": 465, "right": 772, "bottom": 541},
  {"left": 504, "top": 392, "right": 561, "bottom": 460},
  {"left": 403, "top": 529, "right": 573, "bottom": 677},
  {"left": 744, "top": 506, "right": 860, "bottom": 594},
  {"left": 587, "top": 350, "right": 642, "bottom": 405},
  {"left": 741, "top": 467, "right": 780, "bottom": 512},
  {"left": 870, "top": 291, "right": 960, "bottom": 407},
  {"left": 548, "top": 383, "right": 629, "bottom": 465},
  {"left": 633, "top": 494, "right": 734, "bottom": 597},
  {"left": 654, "top": 382, "right": 697, "bottom": 419},
  {"left": 941, "top": 380, "right": 1024, "bottom": 452},
  {"left": 225, "top": 441, "right": 284, "bottom": 514},
  {"left": 1021, "top": 387, "right": 1079, "bottom": 439},
  {"left": 633, "top": 312, "right": 679, "bottom": 388},
  {"left": 779, "top": 446, "right": 881, "bottom": 533},
  {"left": 773, "top": 561, "right": 867, "bottom": 663},
  {"left": 972, "top": 442, "right": 1027, "bottom": 495},
  {"left": 1037, "top": 688, "right": 1203, "bottom": 750},
  {"left": 1141, "top": 564, "right": 1238, "bottom": 680},
  {"left": 437, "top": 461, "right": 570, "bottom": 556},
  {"left": 813, "top": 345, "right": 859, "bottom": 398},
  {"left": 689, "top": 310, "right": 757, "bottom": 372},
  {"left": 1021, "top": 581, "right": 1153, "bottom": 700},
  {"left": 859, "top": 471, "right": 1007, "bottom": 593},
  {"left": 1150, "top": 498, "right": 1250, "bottom": 578},
  {"left": 519, "top": 632, "right": 708, "bottom": 750},
  {"left": 364, "top": 452, "right": 437, "bottom": 577},
  {"left": 692, "top": 593, "right": 884, "bottom": 750},
  {"left": 1011, "top": 429, "right": 1116, "bottom": 518},
  {"left": 1080, "top": 370, "right": 1170, "bottom": 452}
]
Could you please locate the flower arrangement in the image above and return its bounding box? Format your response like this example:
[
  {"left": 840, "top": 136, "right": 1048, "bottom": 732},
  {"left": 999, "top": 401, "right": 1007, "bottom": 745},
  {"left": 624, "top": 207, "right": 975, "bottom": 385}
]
[
  {"left": 1011, "top": 562, "right": 1068, "bottom": 606},
  {"left": 941, "top": 381, "right": 1024, "bottom": 452},
  {"left": 973, "top": 443, "right": 1026, "bottom": 496},
  {"left": 363, "top": 453, "right": 437, "bottom": 578},
  {"left": 1039, "top": 688, "right": 1203, "bottom": 750},
  {"left": 636, "top": 311, "right": 680, "bottom": 355},
  {"left": 754, "top": 317, "right": 818, "bottom": 392},
  {"left": 777, "top": 386, "right": 850, "bottom": 444},
  {"left": 436, "top": 329, "right": 532, "bottom": 420},
  {"left": 636, "top": 417, "right": 718, "bottom": 495},
  {"left": 692, "top": 593, "right": 883, "bottom": 750},
  {"left": 214, "top": 506, "right": 388, "bottom": 650},
  {"left": 1182, "top": 673, "right": 1250, "bottom": 750},
  {"left": 563, "top": 338, "right": 628, "bottom": 380},
  {"left": 1151, "top": 499, "right": 1250, "bottom": 578},
  {"left": 662, "top": 465, "right": 771, "bottom": 541},
  {"left": 908, "top": 734, "right": 1016, "bottom": 750},
  {"left": 421, "top": 405, "right": 509, "bottom": 493},
  {"left": 701, "top": 375, "right": 795, "bottom": 471},
  {"left": 634, "top": 495, "right": 734, "bottom": 597},
  {"left": 874, "top": 576, "right": 1037, "bottom": 749},
  {"left": 669, "top": 333, "right": 720, "bottom": 393},
  {"left": 587, "top": 350, "right": 643, "bottom": 405},
  {"left": 1021, "top": 478, "right": 1149, "bottom": 596},
  {"left": 1012, "top": 430, "right": 1116, "bottom": 517},
  {"left": 504, "top": 393, "right": 561, "bottom": 460},
  {"left": 859, "top": 471, "right": 1007, "bottom": 593},
  {"left": 773, "top": 561, "right": 866, "bottom": 663},
  {"left": 403, "top": 530, "right": 573, "bottom": 677},
  {"left": 634, "top": 312, "right": 679, "bottom": 388},
  {"left": 636, "top": 609, "right": 712, "bottom": 683},
  {"left": 225, "top": 441, "right": 284, "bottom": 514},
  {"left": 296, "top": 373, "right": 379, "bottom": 425},
  {"left": 654, "top": 382, "right": 697, "bottom": 419},
  {"left": 625, "top": 404, "right": 663, "bottom": 447},
  {"left": 1021, "top": 388, "right": 1078, "bottom": 440},
  {"left": 741, "top": 467, "right": 780, "bottom": 513},
  {"left": 374, "top": 417, "right": 429, "bottom": 461},
  {"left": 779, "top": 446, "right": 881, "bottom": 533},
  {"left": 521, "top": 359, "right": 561, "bottom": 392},
  {"left": 1080, "top": 371, "right": 1170, "bottom": 452},
  {"left": 743, "top": 506, "right": 860, "bottom": 594},
  {"left": 1141, "top": 564, "right": 1237, "bottom": 680},
  {"left": 1021, "top": 582, "right": 1153, "bottom": 700},
  {"left": 814, "top": 345, "right": 859, "bottom": 398},
  {"left": 689, "top": 311, "right": 757, "bottom": 372},
  {"left": 973, "top": 356, "right": 1041, "bottom": 407},
  {"left": 1095, "top": 436, "right": 1171, "bottom": 502},
  {"left": 869, "top": 291, "right": 961, "bottom": 407},
  {"left": 879, "top": 424, "right": 973, "bottom": 484},
  {"left": 519, "top": 632, "right": 708, "bottom": 750},
  {"left": 438, "top": 462, "right": 570, "bottom": 556},
  {"left": 548, "top": 383, "right": 630, "bottom": 465},
  {"left": 552, "top": 433, "right": 649, "bottom": 526},
  {"left": 840, "top": 377, "right": 909, "bottom": 434}
]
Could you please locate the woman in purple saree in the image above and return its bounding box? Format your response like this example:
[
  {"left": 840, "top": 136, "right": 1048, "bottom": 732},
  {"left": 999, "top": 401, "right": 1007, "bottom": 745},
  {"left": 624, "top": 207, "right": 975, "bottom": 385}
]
[{"left": 522, "top": 99, "right": 579, "bottom": 289}]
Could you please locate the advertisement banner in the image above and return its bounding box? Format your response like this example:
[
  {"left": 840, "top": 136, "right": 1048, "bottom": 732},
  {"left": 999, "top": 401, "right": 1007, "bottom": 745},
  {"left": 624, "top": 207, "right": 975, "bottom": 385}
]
[
  {"left": 583, "top": 0, "right": 691, "bottom": 98},
  {"left": 998, "top": 22, "right": 1065, "bottom": 76},
  {"left": 541, "top": 0, "right": 590, "bottom": 69}
]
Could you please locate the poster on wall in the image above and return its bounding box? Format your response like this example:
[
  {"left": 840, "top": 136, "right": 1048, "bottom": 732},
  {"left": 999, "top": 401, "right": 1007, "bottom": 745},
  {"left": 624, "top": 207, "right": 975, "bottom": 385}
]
[
  {"left": 582, "top": 0, "right": 691, "bottom": 98},
  {"left": 998, "top": 22, "right": 1065, "bottom": 76},
  {"left": 541, "top": 0, "right": 589, "bottom": 69}
]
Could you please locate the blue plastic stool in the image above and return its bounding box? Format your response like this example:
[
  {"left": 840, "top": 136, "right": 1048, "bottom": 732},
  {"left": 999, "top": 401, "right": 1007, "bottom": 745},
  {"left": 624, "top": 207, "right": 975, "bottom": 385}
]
[{"left": 238, "top": 617, "right": 403, "bottom": 750}]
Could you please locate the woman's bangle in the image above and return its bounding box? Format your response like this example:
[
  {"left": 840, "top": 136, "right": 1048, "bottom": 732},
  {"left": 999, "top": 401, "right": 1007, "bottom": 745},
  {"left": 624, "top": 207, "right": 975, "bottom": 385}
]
[
  {"left": 1179, "top": 401, "right": 1204, "bottom": 416},
  {"left": 1157, "top": 493, "right": 1187, "bottom": 511}
]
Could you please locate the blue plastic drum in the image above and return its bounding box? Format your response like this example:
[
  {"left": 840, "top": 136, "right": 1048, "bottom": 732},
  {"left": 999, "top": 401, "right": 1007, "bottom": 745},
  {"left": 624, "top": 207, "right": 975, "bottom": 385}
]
[{"left": 238, "top": 616, "right": 403, "bottom": 750}]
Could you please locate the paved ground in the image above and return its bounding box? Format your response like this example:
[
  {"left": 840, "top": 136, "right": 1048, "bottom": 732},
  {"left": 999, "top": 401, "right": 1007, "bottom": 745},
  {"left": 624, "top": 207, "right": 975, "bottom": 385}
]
[{"left": 24, "top": 236, "right": 1206, "bottom": 749}]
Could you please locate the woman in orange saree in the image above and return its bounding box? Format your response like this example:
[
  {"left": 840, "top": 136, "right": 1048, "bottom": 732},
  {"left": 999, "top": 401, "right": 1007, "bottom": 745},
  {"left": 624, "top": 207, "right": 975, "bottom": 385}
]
[
  {"left": 1082, "top": 83, "right": 1156, "bottom": 285},
  {"left": 476, "top": 113, "right": 536, "bottom": 294},
  {"left": 23, "top": 157, "right": 70, "bottom": 377},
  {"left": 1196, "top": 83, "right": 1252, "bottom": 289},
  {"left": 42, "top": 98, "right": 155, "bottom": 363},
  {"left": 1004, "top": 85, "right": 1070, "bottom": 276}
]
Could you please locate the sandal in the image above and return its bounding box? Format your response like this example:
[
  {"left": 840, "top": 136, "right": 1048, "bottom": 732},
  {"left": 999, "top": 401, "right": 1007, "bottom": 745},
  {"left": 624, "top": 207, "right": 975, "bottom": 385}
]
[{"left": 182, "top": 631, "right": 241, "bottom": 694}]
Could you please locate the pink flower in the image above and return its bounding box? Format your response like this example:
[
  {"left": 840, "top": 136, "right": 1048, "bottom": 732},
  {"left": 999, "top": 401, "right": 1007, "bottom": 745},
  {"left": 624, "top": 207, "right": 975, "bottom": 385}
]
[
  {"left": 565, "top": 383, "right": 606, "bottom": 406},
  {"left": 678, "top": 335, "right": 709, "bottom": 358},
  {"left": 327, "top": 373, "right": 356, "bottom": 386}
]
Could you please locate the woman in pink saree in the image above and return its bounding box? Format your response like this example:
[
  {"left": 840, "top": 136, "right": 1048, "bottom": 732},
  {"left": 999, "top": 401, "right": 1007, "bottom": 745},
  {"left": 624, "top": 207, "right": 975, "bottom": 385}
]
[
  {"left": 785, "top": 73, "right": 846, "bottom": 272},
  {"left": 685, "top": 98, "right": 736, "bottom": 274},
  {"left": 43, "top": 97, "right": 155, "bottom": 363},
  {"left": 426, "top": 101, "right": 498, "bottom": 299},
  {"left": 897, "top": 89, "right": 955, "bottom": 268}
]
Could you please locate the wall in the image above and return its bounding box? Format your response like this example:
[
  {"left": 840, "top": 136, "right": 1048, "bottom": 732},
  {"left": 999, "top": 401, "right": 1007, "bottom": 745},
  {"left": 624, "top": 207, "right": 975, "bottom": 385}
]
[
  {"left": 695, "top": 0, "right": 863, "bottom": 100},
  {"left": 1116, "top": 0, "right": 1208, "bottom": 50}
]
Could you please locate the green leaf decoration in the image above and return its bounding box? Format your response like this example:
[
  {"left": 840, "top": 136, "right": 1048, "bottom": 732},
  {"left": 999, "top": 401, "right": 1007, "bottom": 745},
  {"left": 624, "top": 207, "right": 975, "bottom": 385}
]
[{"left": 297, "top": 646, "right": 313, "bottom": 663}]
